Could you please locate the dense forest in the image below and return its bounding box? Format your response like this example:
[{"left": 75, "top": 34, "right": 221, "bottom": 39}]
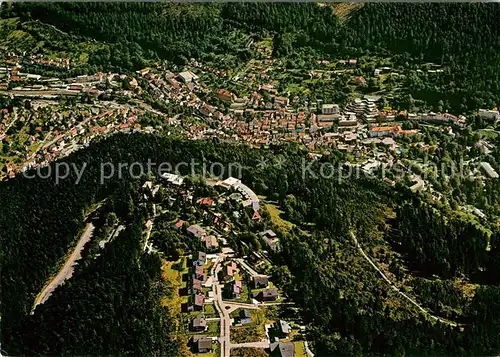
[
  {"left": 6, "top": 213, "right": 182, "bottom": 356},
  {"left": 1, "top": 3, "right": 499, "bottom": 354},
  {"left": 1, "top": 133, "right": 499, "bottom": 355}
]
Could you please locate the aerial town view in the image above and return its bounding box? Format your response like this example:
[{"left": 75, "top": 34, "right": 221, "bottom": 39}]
[{"left": 0, "top": 3, "right": 499, "bottom": 357}]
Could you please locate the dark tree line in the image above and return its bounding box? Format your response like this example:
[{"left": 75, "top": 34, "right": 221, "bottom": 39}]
[
  {"left": 2, "top": 3, "right": 499, "bottom": 112},
  {"left": 1, "top": 133, "right": 499, "bottom": 355}
]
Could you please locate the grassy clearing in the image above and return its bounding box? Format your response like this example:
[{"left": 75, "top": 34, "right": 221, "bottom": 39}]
[
  {"left": 161, "top": 258, "right": 184, "bottom": 316},
  {"left": 231, "top": 348, "right": 269, "bottom": 357},
  {"left": 294, "top": 341, "right": 307, "bottom": 357},
  {"left": 207, "top": 321, "right": 220, "bottom": 335},
  {"left": 204, "top": 303, "right": 218, "bottom": 317},
  {"left": 265, "top": 203, "right": 294, "bottom": 233},
  {"left": 477, "top": 129, "right": 499, "bottom": 139}
]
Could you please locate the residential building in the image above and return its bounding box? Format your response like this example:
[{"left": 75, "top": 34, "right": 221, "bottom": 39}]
[
  {"left": 252, "top": 275, "right": 269, "bottom": 289},
  {"left": 193, "top": 265, "right": 205, "bottom": 280},
  {"left": 322, "top": 103, "right": 340, "bottom": 115},
  {"left": 161, "top": 172, "right": 184, "bottom": 186},
  {"left": 178, "top": 71, "right": 198, "bottom": 83},
  {"left": 194, "top": 251, "right": 207, "bottom": 266},
  {"left": 191, "top": 279, "right": 202, "bottom": 294},
  {"left": 275, "top": 96, "right": 289, "bottom": 107},
  {"left": 480, "top": 162, "right": 499, "bottom": 179},
  {"left": 192, "top": 336, "right": 212, "bottom": 353},
  {"left": 217, "top": 89, "right": 234, "bottom": 102},
  {"left": 258, "top": 288, "right": 278, "bottom": 302},
  {"left": 231, "top": 280, "right": 243, "bottom": 299},
  {"left": 191, "top": 316, "right": 207, "bottom": 332},
  {"left": 277, "top": 320, "right": 292, "bottom": 337},
  {"left": 270, "top": 341, "right": 295, "bottom": 357},
  {"left": 188, "top": 293, "right": 205, "bottom": 312},
  {"left": 187, "top": 225, "right": 207, "bottom": 239},
  {"left": 238, "top": 309, "right": 252, "bottom": 325},
  {"left": 260, "top": 230, "right": 279, "bottom": 252}
]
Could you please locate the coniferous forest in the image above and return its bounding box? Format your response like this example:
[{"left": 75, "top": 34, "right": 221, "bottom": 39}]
[
  {"left": 0, "top": 3, "right": 499, "bottom": 356},
  {"left": 0, "top": 134, "right": 499, "bottom": 356}
]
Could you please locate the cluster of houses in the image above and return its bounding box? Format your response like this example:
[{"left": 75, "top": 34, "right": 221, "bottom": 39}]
[
  {"left": 1, "top": 104, "right": 158, "bottom": 180},
  {"left": 187, "top": 251, "right": 208, "bottom": 313}
]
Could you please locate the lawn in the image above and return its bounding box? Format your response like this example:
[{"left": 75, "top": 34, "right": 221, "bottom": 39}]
[
  {"left": 230, "top": 309, "right": 267, "bottom": 344},
  {"left": 207, "top": 320, "right": 220, "bottom": 335},
  {"left": 204, "top": 303, "right": 218, "bottom": 318},
  {"left": 294, "top": 342, "right": 307, "bottom": 357},
  {"left": 264, "top": 203, "right": 294, "bottom": 232},
  {"left": 231, "top": 348, "right": 269, "bottom": 357}
]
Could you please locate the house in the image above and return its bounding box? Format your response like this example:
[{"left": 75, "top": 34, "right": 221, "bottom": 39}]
[
  {"left": 194, "top": 251, "right": 207, "bottom": 266},
  {"left": 274, "top": 96, "right": 289, "bottom": 107},
  {"left": 217, "top": 89, "right": 234, "bottom": 102},
  {"left": 270, "top": 341, "right": 295, "bottom": 357},
  {"left": 202, "top": 235, "right": 219, "bottom": 249},
  {"left": 260, "top": 230, "right": 280, "bottom": 252},
  {"left": 187, "top": 225, "right": 207, "bottom": 239},
  {"left": 161, "top": 172, "right": 184, "bottom": 186},
  {"left": 277, "top": 320, "right": 292, "bottom": 337},
  {"left": 68, "top": 83, "right": 83, "bottom": 91},
  {"left": 258, "top": 288, "right": 278, "bottom": 302},
  {"left": 224, "top": 262, "right": 237, "bottom": 280},
  {"left": 173, "top": 219, "right": 185, "bottom": 230},
  {"left": 480, "top": 162, "right": 499, "bottom": 179},
  {"left": 136, "top": 68, "right": 149, "bottom": 77},
  {"left": 219, "top": 176, "right": 241, "bottom": 189},
  {"left": 178, "top": 71, "right": 198, "bottom": 83},
  {"left": 231, "top": 280, "right": 243, "bottom": 299},
  {"left": 238, "top": 309, "right": 252, "bottom": 325},
  {"left": 192, "top": 335, "right": 213, "bottom": 353},
  {"left": 252, "top": 275, "right": 269, "bottom": 289},
  {"left": 370, "top": 126, "right": 396, "bottom": 138},
  {"left": 198, "top": 198, "right": 215, "bottom": 207},
  {"left": 193, "top": 265, "right": 205, "bottom": 280},
  {"left": 252, "top": 210, "right": 261, "bottom": 221},
  {"left": 191, "top": 316, "right": 207, "bottom": 332},
  {"left": 188, "top": 294, "right": 205, "bottom": 312},
  {"left": 191, "top": 279, "right": 202, "bottom": 293},
  {"left": 260, "top": 230, "right": 276, "bottom": 239}
]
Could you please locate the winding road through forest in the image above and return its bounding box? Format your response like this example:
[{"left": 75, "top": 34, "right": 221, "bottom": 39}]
[
  {"left": 350, "top": 231, "right": 463, "bottom": 328},
  {"left": 32, "top": 223, "right": 95, "bottom": 311}
]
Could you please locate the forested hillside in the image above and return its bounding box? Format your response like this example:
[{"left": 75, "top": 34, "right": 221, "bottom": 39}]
[
  {"left": 6, "top": 216, "right": 182, "bottom": 356},
  {"left": 1, "top": 133, "right": 499, "bottom": 355},
  {"left": 2, "top": 2, "right": 498, "bottom": 111}
]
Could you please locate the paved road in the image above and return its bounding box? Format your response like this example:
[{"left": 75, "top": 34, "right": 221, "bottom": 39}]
[
  {"left": 231, "top": 341, "right": 270, "bottom": 349},
  {"left": 3, "top": 107, "right": 18, "bottom": 132},
  {"left": 350, "top": 231, "right": 462, "bottom": 328},
  {"left": 304, "top": 341, "right": 315, "bottom": 357},
  {"left": 225, "top": 302, "right": 260, "bottom": 310},
  {"left": 214, "top": 283, "right": 232, "bottom": 357},
  {"left": 32, "top": 223, "right": 95, "bottom": 311}
]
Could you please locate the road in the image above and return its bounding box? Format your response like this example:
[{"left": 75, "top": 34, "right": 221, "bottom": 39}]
[
  {"left": 3, "top": 107, "right": 18, "bottom": 133},
  {"left": 231, "top": 341, "right": 270, "bottom": 349},
  {"left": 350, "top": 231, "right": 462, "bottom": 328},
  {"left": 213, "top": 281, "right": 232, "bottom": 357},
  {"left": 304, "top": 341, "right": 315, "bottom": 357},
  {"left": 32, "top": 223, "right": 95, "bottom": 311}
]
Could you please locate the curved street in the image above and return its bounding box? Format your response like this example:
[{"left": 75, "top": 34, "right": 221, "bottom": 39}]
[{"left": 350, "top": 231, "right": 463, "bottom": 328}]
